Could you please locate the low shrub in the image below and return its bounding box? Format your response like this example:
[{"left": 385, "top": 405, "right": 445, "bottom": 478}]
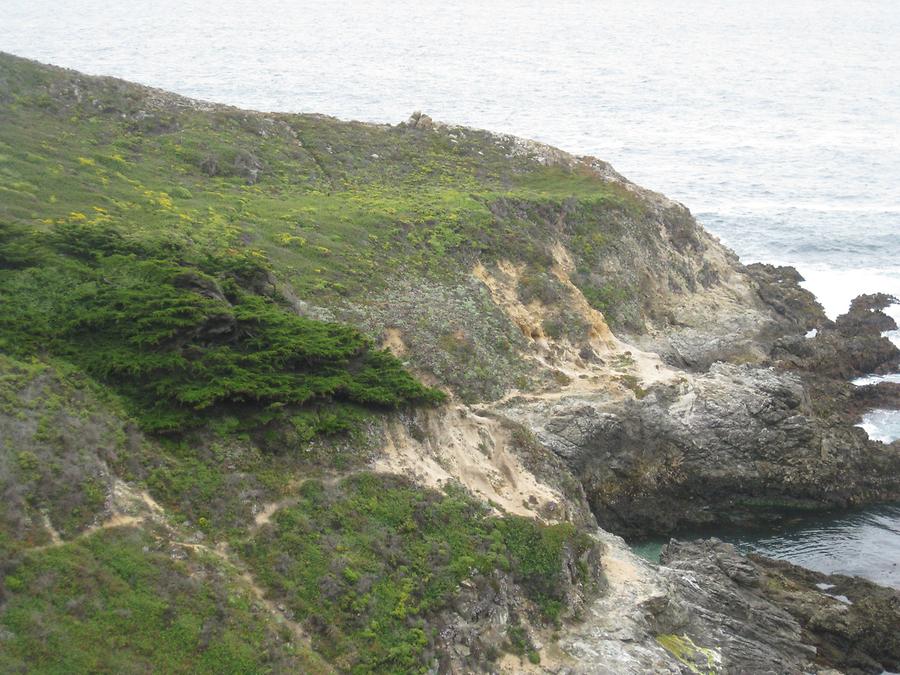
[
  {"left": 0, "top": 221, "right": 444, "bottom": 435},
  {"left": 239, "top": 474, "right": 592, "bottom": 672}
]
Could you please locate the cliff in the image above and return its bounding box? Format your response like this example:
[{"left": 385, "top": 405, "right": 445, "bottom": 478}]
[{"left": 0, "top": 52, "right": 898, "bottom": 673}]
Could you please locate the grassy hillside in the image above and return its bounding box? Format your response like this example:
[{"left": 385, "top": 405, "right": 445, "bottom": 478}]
[
  {"left": 0, "top": 348, "right": 597, "bottom": 673},
  {"left": 0, "top": 53, "right": 623, "bottom": 672},
  {"left": 0, "top": 526, "right": 332, "bottom": 674},
  {"left": 6, "top": 50, "right": 883, "bottom": 675},
  {"left": 0, "top": 50, "right": 698, "bottom": 409}
]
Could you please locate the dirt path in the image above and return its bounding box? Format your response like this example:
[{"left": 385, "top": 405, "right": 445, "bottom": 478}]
[
  {"left": 30, "top": 516, "right": 144, "bottom": 552},
  {"left": 23, "top": 481, "right": 327, "bottom": 668},
  {"left": 169, "top": 537, "right": 321, "bottom": 658},
  {"left": 250, "top": 479, "right": 304, "bottom": 533},
  {"left": 29, "top": 482, "right": 158, "bottom": 553}
]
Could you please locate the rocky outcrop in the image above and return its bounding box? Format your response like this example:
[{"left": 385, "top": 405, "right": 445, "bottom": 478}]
[
  {"left": 533, "top": 530, "right": 900, "bottom": 674},
  {"left": 745, "top": 263, "right": 826, "bottom": 331},
  {"left": 774, "top": 292, "right": 900, "bottom": 379},
  {"left": 406, "top": 110, "right": 434, "bottom": 130},
  {"left": 852, "top": 380, "right": 900, "bottom": 415},
  {"left": 497, "top": 288, "right": 894, "bottom": 542},
  {"left": 628, "top": 262, "right": 824, "bottom": 371},
  {"left": 502, "top": 360, "right": 900, "bottom": 537},
  {"left": 488, "top": 244, "right": 900, "bottom": 537},
  {"left": 659, "top": 539, "right": 900, "bottom": 674}
]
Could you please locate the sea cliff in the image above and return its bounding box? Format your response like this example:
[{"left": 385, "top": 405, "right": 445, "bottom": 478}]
[{"left": 0, "top": 52, "right": 898, "bottom": 673}]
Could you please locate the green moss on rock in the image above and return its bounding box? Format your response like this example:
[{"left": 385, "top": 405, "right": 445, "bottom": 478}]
[{"left": 656, "top": 633, "right": 720, "bottom": 675}]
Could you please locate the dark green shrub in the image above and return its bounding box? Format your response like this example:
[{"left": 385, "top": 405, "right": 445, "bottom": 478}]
[{"left": 0, "top": 222, "right": 444, "bottom": 435}]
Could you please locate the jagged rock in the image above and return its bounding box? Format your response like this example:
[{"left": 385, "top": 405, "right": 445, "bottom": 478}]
[
  {"left": 502, "top": 358, "right": 900, "bottom": 537},
  {"left": 554, "top": 530, "right": 688, "bottom": 674},
  {"left": 852, "top": 380, "right": 900, "bottom": 413},
  {"left": 500, "top": 269, "right": 900, "bottom": 538},
  {"left": 745, "top": 262, "right": 826, "bottom": 332},
  {"left": 547, "top": 531, "right": 900, "bottom": 674},
  {"left": 660, "top": 538, "right": 900, "bottom": 674},
  {"left": 774, "top": 292, "right": 900, "bottom": 378},
  {"left": 628, "top": 262, "right": 825, "bottom": 370},
  {"left": 838, "top": 293, "right": 900, "bottom": 333}
]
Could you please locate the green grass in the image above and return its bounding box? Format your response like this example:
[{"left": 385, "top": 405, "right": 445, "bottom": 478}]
[
  {"left": 0, "top": 53, "right": 651, "bottom": 434},
  {"left": 238, "top": 474, "right": 594, "bottom": 673},
  {"left": 0, "top": 526, "right": 330, "bottom": 674},
  {"left": 0, "top": 53, "right": 639, "bottom": 298},
  {"left": 0, "top": 54, "right": 617, "bottom": 673}
]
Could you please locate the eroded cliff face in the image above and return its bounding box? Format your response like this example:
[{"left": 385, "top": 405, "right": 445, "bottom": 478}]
[
  {"left": 2, "top": 52, "right": 899, "bottom": 674},
  {"left": 350, "top": 176, "right": 900, "bottom": 670},
  {"left": 387, "top": 205, "right": 900, "bottom": 539},
  {"left": 350, "top": 154, "right": 900, "bottom": 672},
  {"left": 372, "top": 239, "right": 900, "bottom": 672}
]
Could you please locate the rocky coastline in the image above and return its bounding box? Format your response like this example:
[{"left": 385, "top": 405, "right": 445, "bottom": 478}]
[
  {"left": 498, "top": 273, "right": 900, "bottom": 540},
  {"left": 1, "top": 52, "right": 899, "bottom": 673},
  {"left": 482, "top": 259, "right": 900, "bottom": 673}
]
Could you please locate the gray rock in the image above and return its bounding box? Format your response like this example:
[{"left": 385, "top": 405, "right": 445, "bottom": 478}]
[
  {"left": 233, "top": 149, "right": 263, "bottom": 184},
  {"left": 407, "top": 110, "right": 434, "bottom": 130},
  {"left": 659, "top": 538, "right": 900, "bottom": 674},
  {"left": 502, "top": 360, "right": 900, "bottom": 537}
]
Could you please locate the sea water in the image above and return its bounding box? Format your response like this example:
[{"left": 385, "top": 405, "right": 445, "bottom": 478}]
[
  {"left": 632, "top": 504, "right": 900, "bottom": 589},
  {"left": 2, "top": 0, "right": 898, "bottom": 584}
]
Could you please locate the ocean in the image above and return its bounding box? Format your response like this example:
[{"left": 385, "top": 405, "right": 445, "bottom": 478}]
[{"left": 2, "top": 0, "right": 898, "bottom": 584}]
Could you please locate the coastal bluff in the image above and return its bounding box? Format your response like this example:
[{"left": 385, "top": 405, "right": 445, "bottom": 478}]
[{"left": 1, "top": 52, "right": 898, "bottom": 673}]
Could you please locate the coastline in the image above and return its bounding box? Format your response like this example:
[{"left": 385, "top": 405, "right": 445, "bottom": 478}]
[{"left": 1, "top": 51, "right": 899, "bottom": 673}]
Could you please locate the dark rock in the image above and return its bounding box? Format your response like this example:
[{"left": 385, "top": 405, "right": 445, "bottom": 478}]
[
  {"left": 773, "top": 292, "right": 900, "bottom": 378},
  {"left": 514, "top": 285, "right": 900, "bottom": 538},
  {"left": 839, "top": 293, "right": 899, "bottom": 329},
  {"left": 660, "top": 538, "right": 900, "bottom": 674},
  {"left": 504, "top": 361, "right": 900, "bottom": 538},
  {"left": 745, "top": 262, "right": 826, "bottom": 332},
  {"left": 852, "top": 381, "right": 900, "bottom": 414}
]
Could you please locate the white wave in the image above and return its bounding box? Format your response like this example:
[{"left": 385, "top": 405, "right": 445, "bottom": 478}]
[
  {"left": 887, "top": 329, "right": 900, "bottom": 350},
  {"left": 794, "top": 266, "right": 900, "bottom": 319},
  {"left": 852, "top": 373, "right": 900, "bottom": 386},
  {"left": 857, "top": 410, "right": 900, "bottom": 444}
]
